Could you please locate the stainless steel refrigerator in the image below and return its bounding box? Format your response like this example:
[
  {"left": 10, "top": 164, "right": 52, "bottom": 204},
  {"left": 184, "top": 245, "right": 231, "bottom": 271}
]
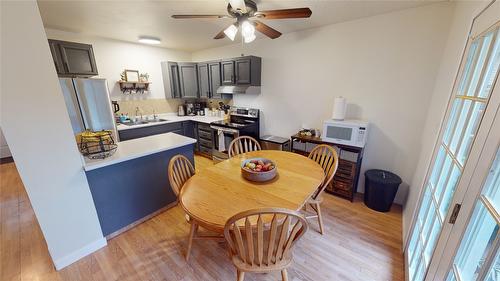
[{"left": 59, "top": 78, "right": 118, "bottom": 141}]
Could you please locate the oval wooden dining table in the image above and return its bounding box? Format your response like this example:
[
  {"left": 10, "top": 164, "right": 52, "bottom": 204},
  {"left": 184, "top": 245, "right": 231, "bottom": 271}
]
[{"left": 179, "top": 150, "right": 325, "bottom": 233}]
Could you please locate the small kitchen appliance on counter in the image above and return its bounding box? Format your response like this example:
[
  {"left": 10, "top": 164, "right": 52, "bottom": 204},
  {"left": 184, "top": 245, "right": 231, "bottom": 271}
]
[
  {"left": 210, "top": 106, "right": 260, "bottom": 162},
  {"left": 322, "top": 119, "right": 369, "bottom": 148},
  {"left": 178, "top": 105, "right": 185, "bottom": 116},
  {"left": 185, "top": 103, "right": 195, "bottom": 116}
]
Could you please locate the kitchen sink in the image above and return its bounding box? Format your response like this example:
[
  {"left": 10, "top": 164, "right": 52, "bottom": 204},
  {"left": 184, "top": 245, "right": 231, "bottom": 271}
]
[{"left": 121, "top": 118, "right": 169, "bottom": 126}]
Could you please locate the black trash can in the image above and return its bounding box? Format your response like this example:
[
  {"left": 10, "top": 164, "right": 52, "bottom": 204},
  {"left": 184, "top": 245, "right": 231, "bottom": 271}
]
[{"left": 364, "top": 169, "right": 402, "bottom": 212}]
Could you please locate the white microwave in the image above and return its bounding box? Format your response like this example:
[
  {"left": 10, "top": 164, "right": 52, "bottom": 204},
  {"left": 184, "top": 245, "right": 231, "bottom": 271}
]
[{"left": 322, "top": 119, "right": 369, "bottom": 148}]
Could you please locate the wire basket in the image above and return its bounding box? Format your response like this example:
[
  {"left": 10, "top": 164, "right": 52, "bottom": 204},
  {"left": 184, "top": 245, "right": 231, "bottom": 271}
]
[{"left": 78, "top": 130, "right": 117, "bottom": 159}]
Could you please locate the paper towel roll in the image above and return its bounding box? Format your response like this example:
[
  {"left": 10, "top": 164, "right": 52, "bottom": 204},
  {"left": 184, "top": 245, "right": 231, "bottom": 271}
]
[{"left": 332, "top": 96, "right": 347, "bottom": 120}]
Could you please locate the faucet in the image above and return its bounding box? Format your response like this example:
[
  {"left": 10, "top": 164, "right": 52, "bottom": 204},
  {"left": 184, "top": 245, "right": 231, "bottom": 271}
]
[
  {"left": 152, "top": 108, "right": 158, "bottom": 120},
  {"left": 135, "top": 107, "right": 143, "bottom": 121}
]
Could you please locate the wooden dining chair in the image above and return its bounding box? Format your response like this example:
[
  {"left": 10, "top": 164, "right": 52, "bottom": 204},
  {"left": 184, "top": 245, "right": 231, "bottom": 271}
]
[
  {"left": 168, "top": 155, "right": 221, "bottom": 261},
  {"left": 306, "top": 144, "right": 339, "bottom": 234},
  {"left": 168, "top": 155, "right": 195, "bottom": 197},
  {"left": 228, "top": 136, "right": 261, "bottom": 158},
  {"left": 224, "top": 208, "right": 308, "bottom": 281}
]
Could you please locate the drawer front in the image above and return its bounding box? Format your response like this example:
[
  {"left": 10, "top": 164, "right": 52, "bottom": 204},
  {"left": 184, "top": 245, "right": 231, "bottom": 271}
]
[
  {"left": 332, "top": 179, "right": 352, "bottom": 191},
  {"left": 332, "top": 187, "right": 352, "bottom": 198},
  {"left": 198, "top": 130, "right": 212, "bottom": 140},
  {"left": 197, "top": 123, "right": 212, "bottom": 133},
  {"left": 336, "top": 160, "right": 356, "bottom": 180},
  {"left": 199, "top": 138, "right": 213, "bottom": 148},
  {"left": 292, "top": 140, "right": 306, "bottom": 151},
  {"left": 199, "top": 145, "right": 212, "bottom": 155}
]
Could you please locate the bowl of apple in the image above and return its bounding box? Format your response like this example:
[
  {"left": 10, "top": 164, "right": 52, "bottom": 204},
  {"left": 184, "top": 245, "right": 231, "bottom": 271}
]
[{"left": 241, "top": 158, "right": 277, "bottom": 182}]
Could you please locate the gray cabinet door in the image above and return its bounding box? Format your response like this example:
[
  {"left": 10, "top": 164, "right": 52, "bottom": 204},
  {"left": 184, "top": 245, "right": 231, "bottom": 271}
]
[
  {"left": 197, "top": 63, "right": 210, "bottom": 98},
  {"left": 58, "top": 41, "right": 98, "bottom": 76},
  {"left": 167, "top": 62, "right": 181, "bottom": 98},
  {"left": 235, "top": 58, "right": 251, "bottom": 84},
  {"left": 208, "top": 62, "right": 222, "bottom": 99},
  {"left": 221, "top": 60, "right": 235, "bottom": 85},
  {"left": 48, "top": 40, "right": 64, "bottom": 74},
  {"left": 178, "top": 63, "right": 199, "bottom": 98},
  {"left": 48, "top": 39, "right": 98, "bottom": 76}
]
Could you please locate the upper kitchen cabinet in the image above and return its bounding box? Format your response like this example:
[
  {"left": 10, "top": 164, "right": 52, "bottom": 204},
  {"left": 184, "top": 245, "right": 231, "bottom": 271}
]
[
  {"left": 48, "top": 39, "right": 98, "bottom": 77},
  {"left": 221, "top": 56, "right": 261, "bottom": 86},
  {"left": 178, "top": 63, "right": 199, "bottom": 98},
  {"left": 221, "top": 59, "right": 235, "bottom": 85},
  {"left": 197, "top": 63, "right": 210, "bottom": 98},
  {"left": 200, "top": 61, "right": 223, "bottom": 99},
  {"left": 161, "top": 62, "right": 181, "bottom": 98},
  {"left": 208, "top": 61, "right": 222, "bottom": 99},
  {"left": 162, "top": 55, "right": 261, "bottom": 98}
]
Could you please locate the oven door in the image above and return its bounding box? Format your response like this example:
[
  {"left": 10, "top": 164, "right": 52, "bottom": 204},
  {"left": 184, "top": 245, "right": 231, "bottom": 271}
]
[{"left": 210, "top": 125, "right": 239, "bottom": 162}]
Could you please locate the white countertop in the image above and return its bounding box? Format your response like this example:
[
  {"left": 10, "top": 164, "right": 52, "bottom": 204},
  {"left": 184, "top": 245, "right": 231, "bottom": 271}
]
[
  {"left": 83, "top": 132, "right": 197, "bottom": 171},
  {"left": 116, "top": 113, "right": 225, "bottom": 131}
]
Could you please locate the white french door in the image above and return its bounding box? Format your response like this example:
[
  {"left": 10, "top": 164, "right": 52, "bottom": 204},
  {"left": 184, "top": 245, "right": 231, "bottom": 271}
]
[
  {"left": 440, "top": 106, "right": 500, "bottom": 281},
  {"left": 406, "top": 1, "right": 500, "bottom": 280}
]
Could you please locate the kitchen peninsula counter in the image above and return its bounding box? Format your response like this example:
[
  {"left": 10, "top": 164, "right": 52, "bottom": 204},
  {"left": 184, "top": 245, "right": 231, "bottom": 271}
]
[{"left": 84, "top": 132, "right": 196, "bottom": 237}]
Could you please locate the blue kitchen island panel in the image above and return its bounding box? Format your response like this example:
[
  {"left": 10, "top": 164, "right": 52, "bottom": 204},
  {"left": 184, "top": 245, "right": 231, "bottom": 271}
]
[{"left": 85, "top": 144, "right": 194, "bottom": 237}]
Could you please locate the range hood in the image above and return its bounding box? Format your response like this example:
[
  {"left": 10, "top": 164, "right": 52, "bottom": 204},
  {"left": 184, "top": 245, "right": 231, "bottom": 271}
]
[{"left": 216, "top": 85, "right": 261, "bottom": 95}]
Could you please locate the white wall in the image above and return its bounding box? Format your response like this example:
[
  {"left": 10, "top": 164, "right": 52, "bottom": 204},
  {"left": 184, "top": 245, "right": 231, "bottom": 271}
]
[
  {"left": 403, "top": 0, "right": 489, "bottom": 244},
  {"left": 193, "top": 3, "right": 454, "bottom": 204},
  {"left": 44, "top": 28, "right": 191, "bottom": 101},
  {"left": 1, "top": 1, "right": 106, "bottom": 269}
]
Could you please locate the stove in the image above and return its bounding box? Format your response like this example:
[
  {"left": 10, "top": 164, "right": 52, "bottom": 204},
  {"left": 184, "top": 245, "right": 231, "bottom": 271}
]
[{"left": 210, "top": 106, "right": 260, "bottom": 162}]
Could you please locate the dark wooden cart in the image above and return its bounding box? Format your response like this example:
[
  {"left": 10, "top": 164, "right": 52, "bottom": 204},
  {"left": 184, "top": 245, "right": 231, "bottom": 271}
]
[{"left": 290, "top": 134, "right": 364, "bottom": 202}]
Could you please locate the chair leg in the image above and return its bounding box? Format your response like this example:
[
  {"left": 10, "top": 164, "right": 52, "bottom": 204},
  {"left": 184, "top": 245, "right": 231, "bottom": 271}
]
[
  {"left": 315, "top": 202, "right": 325, "bottom": 235},
  {"left": 281, "top": 269, "right": 289, "bottom": 281},
  {"left": 186, "top": 222, "right": 198, "bottom": 261},
  {"left": 237, "top": 269, "right": 245, "bottom": 281}
]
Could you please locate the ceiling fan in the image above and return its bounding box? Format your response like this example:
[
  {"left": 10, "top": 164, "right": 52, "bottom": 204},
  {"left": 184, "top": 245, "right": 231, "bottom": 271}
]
[{"left": 171, "top": 0, "right": 312, "bottom": 43}]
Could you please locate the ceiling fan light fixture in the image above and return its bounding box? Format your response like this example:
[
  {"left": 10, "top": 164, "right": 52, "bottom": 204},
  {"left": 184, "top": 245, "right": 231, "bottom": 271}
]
[
  {"left": 241, "top": 20, "right": 255, "bottom": 37},
  {"left": 243, "top": 33, "right": 256, "bottom": 43},
  {"left": 224, "top": 24, "right": 238, "bottom": 41},
  {"left": 138, "top": 36, "right": 161, "bottom": 45}
]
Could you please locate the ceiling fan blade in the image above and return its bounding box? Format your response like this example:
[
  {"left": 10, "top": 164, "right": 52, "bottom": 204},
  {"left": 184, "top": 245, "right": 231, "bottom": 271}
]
[
  {"left": 172, "top": 15, "right": 230, "bottom": 19},
  {"left": 214, "top": 29, "right": 226, "bottom": 39},
  {"left": 254, "top": 20, "right": 282, "bottom": 39},
  {"left": 228, "top": 0, "right": 247, "bottom": 13},
  {"left": 254, "top": 8, "right": 312, "bottom": 19}
]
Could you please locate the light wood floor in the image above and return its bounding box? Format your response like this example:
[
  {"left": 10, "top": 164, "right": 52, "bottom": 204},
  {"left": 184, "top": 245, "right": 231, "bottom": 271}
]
[{"left": 0, "top": 156, "right": 404, "bottom": 281}]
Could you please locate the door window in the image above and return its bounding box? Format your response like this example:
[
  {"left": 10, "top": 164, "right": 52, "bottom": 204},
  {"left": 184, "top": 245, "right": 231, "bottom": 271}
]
[
  {"left": 446, "top": 148, "right": 499, "bottom": 281},
  {"left": 407, "top": 26, "right": 500, "bottom": 281}
]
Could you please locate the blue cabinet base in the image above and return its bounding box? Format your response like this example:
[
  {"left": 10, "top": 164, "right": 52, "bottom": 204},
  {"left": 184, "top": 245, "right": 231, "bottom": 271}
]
[{"left": 85, "top": 144, "right": 194, "bottom": 237}]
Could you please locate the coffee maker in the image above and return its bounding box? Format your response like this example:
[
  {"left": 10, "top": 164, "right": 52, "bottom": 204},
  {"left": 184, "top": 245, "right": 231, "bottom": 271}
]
[
  {"left": 194, "top": 102, "right": 207, "bottom": 115},
  {"left": 185, "top": 103, "right": 195, "bottom": 116}
]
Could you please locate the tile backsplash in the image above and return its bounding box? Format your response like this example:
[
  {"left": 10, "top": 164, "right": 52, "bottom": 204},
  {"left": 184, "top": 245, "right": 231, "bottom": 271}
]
[{"left": 115, "top": 98, "right": 232, "bottom": 116}]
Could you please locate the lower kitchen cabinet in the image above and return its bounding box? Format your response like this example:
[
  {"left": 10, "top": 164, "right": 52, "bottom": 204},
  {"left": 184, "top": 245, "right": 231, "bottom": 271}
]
[
  {"left": 195, "top": 122, "right": 213, "bottom": 158},
  {"left": 118, "top": 121, "right": 215, "bottom": 159},
  {"left": 118, "top": 122, "right": 184, "bottom": 141},
  {"left": 182, "top": 121, "right": 195, "bottom": 138}
]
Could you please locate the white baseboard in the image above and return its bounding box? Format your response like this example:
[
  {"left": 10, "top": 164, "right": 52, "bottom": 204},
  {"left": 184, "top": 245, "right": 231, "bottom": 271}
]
[{"left": 53, "top": 237, "right": 107, "bottom": 270}]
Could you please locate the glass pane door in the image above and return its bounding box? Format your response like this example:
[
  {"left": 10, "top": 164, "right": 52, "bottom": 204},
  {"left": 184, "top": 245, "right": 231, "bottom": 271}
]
[
  {"left": 407, "top": 25, "right": 500, "bottom": 281},
  {"left": 446, "top": 147, "right": 500, "bottom": 281}
]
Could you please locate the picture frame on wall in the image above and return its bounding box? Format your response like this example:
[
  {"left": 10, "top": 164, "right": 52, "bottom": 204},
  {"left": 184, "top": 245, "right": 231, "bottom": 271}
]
[{"left": 124, "top": 70, "right": 139, "bottom": 82}]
